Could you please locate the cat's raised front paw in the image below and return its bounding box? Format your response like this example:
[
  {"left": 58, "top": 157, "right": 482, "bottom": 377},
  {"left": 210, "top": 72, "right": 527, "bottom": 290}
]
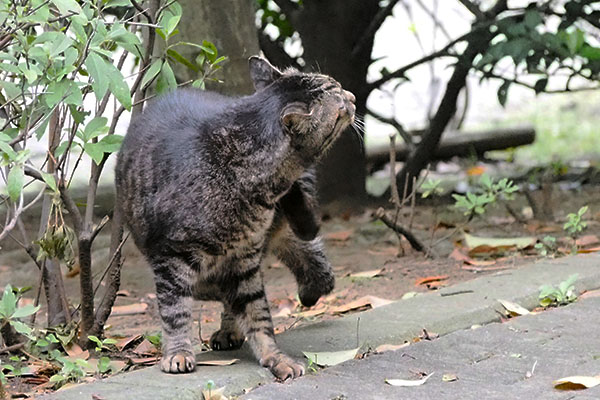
[
  {"left": 260, "top": 353, "right": 305, "bottom": 381},
  {"left": 210, "top": 329, "right": 245, "bottom": 350},
  {"left": 160, "top": 351, "right": 196, "bottom": 373}
]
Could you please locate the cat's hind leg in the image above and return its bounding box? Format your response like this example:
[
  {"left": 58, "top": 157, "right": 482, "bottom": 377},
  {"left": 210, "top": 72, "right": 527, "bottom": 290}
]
[
  {"left": 149, "top": 254, "right": 196, "bottom": 373},
  {"left": 226, "top": 258, "right": 304, "bottom": 380}
]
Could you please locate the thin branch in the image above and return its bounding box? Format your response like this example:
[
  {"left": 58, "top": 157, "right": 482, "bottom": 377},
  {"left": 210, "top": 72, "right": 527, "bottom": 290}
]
[
  {"left": 457, "top": 0, "right": 485, "bottom": 20},
  {"left": 367, "top": 108, "right": 414, "bottom": 151},
  {"left": 366, "top": 30, "right": 472, "bottom": 91},
  {"left": 374, "top": 207, "right": 429, "bottom": 253},
  {"left": 352, "top": 0, "right": 402, "bottom": 57}
]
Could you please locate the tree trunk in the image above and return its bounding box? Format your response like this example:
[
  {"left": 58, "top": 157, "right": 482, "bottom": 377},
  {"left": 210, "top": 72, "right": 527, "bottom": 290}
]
[
  {"left": 292, "top": 0, "right": 380, "bottom": 213},
  {"left": 175, "top": 0, "right": 260, "bottom": 95}
]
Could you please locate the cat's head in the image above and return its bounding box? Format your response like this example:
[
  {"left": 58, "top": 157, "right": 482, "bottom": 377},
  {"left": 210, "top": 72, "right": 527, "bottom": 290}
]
[{"left": 249, "top": 56, "right": 355, "bottom": 163}]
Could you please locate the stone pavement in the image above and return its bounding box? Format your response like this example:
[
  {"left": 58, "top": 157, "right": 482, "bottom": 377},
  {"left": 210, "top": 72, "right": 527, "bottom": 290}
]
[{"left": 47, "top": 254, "right": 600, "bottom": 400}]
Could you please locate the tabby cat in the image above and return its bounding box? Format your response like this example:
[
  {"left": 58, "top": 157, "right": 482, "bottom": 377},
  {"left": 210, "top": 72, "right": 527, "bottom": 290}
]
[{"left": 115, "top": 56, "right": 356, "bottom": 380}]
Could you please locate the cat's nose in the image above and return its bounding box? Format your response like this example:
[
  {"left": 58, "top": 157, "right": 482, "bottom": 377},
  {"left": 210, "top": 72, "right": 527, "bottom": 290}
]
[{"left": 344, "top": 90, "right": 356, "bottom": 103}]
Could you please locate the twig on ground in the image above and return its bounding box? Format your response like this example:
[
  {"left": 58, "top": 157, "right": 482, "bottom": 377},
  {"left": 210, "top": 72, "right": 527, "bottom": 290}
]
[{"left": 375, "top": 207, "right": 430, "bottom": 254}]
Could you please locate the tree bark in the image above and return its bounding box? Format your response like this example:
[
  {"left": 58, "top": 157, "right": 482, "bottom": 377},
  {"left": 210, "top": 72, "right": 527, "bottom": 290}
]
[
  {"left": 175, "top": 0, "right": 260, "bottom": 95},
  {"left": 290, "top": 0, "right": 380, "bottom": 213}
]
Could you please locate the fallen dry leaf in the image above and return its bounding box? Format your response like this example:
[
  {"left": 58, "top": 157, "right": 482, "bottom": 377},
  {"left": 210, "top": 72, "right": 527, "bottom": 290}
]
[
  {"left": 133, "top": 339, "right": 158, "bottom": 355},
  {"left": 442, "top": 373, "right": 458, "bottom": 382},
  {"left": 386, "top": 373, "right": 434, "bottom": 387},
  {"left": 462, "top": 264, "right": 510, "bottom": 272},
  {"left": 296, "top": 307, "right": 328, "bottom": 318},
  {"left": 114, "top": 334, "right": 142, "bottom": 351},
  {"left": 417, "top": 328, "right": 438, "bottom": 341},
  {"left": 197, "top": 359, "right": 239, "bottom": 366},
  {"left": 464, "top": 233, "right": 536, "bottom": 255},
  {"left": 116, "top": 289, "right": 131, "bottom": 297},
  {"left": 329, "top": 295, "right": 393, "bottom": 314},
  {"left": 450, "top": 248, "right": 496, "bottom": 266},
  {"left": 323, "top": 288, "right": 350, "bottom": 302},
  {"left": 111, "top": 303, "right": 148, "bottom": 316},
  {"left": 415, "top": 275, "right": 448, "bottom": 286},
  {"left": 498, "top": 299, "right": 530, "bottom": 317},
  {"left": 348, "top": 268, "right": 385, "bottom": 279},
  {"left": 323, "top": 229, "right": 354, "bottom": 242},
  {"left": 554, "top": 375, "right": 600, "bottom": 390},
  {"left": 578, "top": 246, "right": 600, "bottom": 254},
  {"left": 63, "top": 343, "right": 88, "bottom": 359},
  {"left": 580, "top": 289, "right": 600, "bottom": 299},
  {"left": 128, "top": 356, "right": 158, "bottom": 365},
  {"left": 576, "top": 235, "right": 600, "bottom": 247},
  {"left": 202, "top": 385, "right": 228, "bottom": 400},
  {"left": 272, "top": 298, "right": 297, "bottom": 318},
  {"left": 375, "top": 343, "right": 410, "bottom": 353},
  {"left": 303, "top": 347, "right": 359, "bottom": 367}
]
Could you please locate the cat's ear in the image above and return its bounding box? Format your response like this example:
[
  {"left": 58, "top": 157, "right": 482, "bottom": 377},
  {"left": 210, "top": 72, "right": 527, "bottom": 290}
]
[
  {"left": 281, "top": 102, "right": 312, "bottom": 131},
  {"left": 249, "top": 56, "right": 282, "bottom": 90}
]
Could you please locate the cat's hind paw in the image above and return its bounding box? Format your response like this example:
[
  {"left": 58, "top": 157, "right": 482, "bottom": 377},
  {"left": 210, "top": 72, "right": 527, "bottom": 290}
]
[
  {"left": 160, "top": 352, "right": 196, "bottom": 373},
  {"left": 210, "top": 329, "right": 245, "bottom": 351},
  {"left": 260, "top": 353, "right": 305, "bottom": 381}
]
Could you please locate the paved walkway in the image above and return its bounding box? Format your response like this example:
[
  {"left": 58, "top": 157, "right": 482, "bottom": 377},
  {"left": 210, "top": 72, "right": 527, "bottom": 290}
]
[{"left": 46, "top": 254, "right": 600, "bottom": 400}]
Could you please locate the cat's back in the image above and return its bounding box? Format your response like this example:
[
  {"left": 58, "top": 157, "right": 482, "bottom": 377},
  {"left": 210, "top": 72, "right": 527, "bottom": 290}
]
[{"left": 123, "top": 88, "right": 233, "bottom": 146}]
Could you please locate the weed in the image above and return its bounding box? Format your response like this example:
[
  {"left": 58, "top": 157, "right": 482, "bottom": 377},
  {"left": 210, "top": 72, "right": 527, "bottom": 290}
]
[
  {"left": 534, "top": 236, "right": 558, "bottom": 257},
  {"left": 539, "top": 274, "right": 578, "bottom": 307}
]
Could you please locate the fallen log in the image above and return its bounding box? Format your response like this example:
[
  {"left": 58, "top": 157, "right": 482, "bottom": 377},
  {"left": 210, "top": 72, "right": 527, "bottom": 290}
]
[{"left": 366, "top": 125, "right": 535, "bottom": 171}]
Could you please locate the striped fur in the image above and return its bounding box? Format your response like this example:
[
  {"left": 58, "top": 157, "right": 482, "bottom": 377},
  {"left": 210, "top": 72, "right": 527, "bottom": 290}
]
[{"left": 115, "top": 57, "right": 355, "bottom": 380}]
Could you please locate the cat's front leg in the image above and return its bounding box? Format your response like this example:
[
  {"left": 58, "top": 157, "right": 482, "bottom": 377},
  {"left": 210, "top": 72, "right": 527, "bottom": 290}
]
[
  {"left": 228, "top": 262, "right": 304, "bottom": 380},
  {"left": 210, "top": 305, "right": 245, "bottom": 350},
  {"left": 150, "top": 255, "right": 196, "bottom": 373}
]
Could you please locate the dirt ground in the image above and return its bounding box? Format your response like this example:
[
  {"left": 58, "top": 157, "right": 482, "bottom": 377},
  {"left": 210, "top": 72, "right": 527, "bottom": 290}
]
[{"left": 2, "top": 179, "right": 600, "bottom": 397}]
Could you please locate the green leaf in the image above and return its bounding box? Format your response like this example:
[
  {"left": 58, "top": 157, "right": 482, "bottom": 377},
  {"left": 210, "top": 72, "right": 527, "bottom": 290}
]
[
  {"left": 41, "top": 172, "right": 58, "bottom": 192},
  {"left": 580, "top": 45, "right": 600, "bottom": 61},
  {"left": 156, "top": 62, "right": 177, "bottom": 94},
  {"left": 85, "top": 52, "right": 110, "bottom": 101},
  {"left": 524, "top": 10, "right": 542, "bottom": 29},
  {"left": 0, "top": 141, "right": 17, "bottom": 160},
  {"left": 141, "top": 59, "right": 163, "bottom": 89},
  {"left": 534, "top": 78, "right": 548, "bottom": 94},
  {"left": 7, "top": 164, "right": 24, "bottom": 202},
  {"left": 84, "top": 142, "right": 105, "bottom": 165},
  {"left": 166, "top": 49, "right": 197, "bottom": 72},
  {"left": 98, "top": 356, "right": 111, "bottom": 373},
  {"left": 10, "top": 320, "right": 33, "bottom": 338},
  {"left": 98, "top": 134, "right": 123, "bottom": 153},
  {"left": 497, "top": 80, "right": 510, "bottom": 107},
  {"left": 0, "top": 284, "right": 16, "bottom": 318},
  {"left": 12, "top": 304, "right": 40, "bottom": 319},
  {"left": 50, "top": 0, "right": 86, "bottom": 23},
  {"left": 83, "top": 117, "right": 108, "bottom": 142},
  {"left": 106, "top": 64, "right": 132, "bottom": 110}
]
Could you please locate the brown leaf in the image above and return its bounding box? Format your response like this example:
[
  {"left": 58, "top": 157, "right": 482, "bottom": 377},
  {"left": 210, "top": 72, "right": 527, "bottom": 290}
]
[
  {"left": 578, "top": 246, "right": 600, "bottom": 254},
  {"left": 348, "top": 268, "right": 385, "bottom": 279},
  {"left": 128, "top": 356, "right": 159, "bottom": 365},
  {"left": 272, "top": 298, "right": 297, "bottom": 318},
  {"left": 63, "top": 343, "right": 88, "bottom": 358},
  {"left": 425, "top": 280, "right": 446, "bottom": 290},
  {"left": 323, "top": 288, "right": 350, "bottom": 303},
  {"left": 116, "top": 289, "right": 131, "bottom": 297},
  {"left": 580, "top": 289, "right": 600, "bottom": 299},
  {"left": 576, "top": 234, "right": 600, "bottom": 247},
  {"left": 330, "top": 295, "right": 393, "bottom": 314},
  {"left": 462, "top": 264, "right": 509, "bottom": 272},
  {"left": 115, "top": 334, "right": 143, "bottom": 351},
  {"left": 297, "top": 307, "right": 328, "bottom": 318},
  {"left": 133, "top": 339, "right": 158, "bottom": 355},
  {"left": 197, "top": 359, "right": 239, "bottom": 366},
  {"left": 554, "top": 375, "right": 600, "bottom": 390},
  {"left": 65, "top": 263, "right": 80, "bottom": 278},
  {"left": 415, "top": 275, "right": 449, "bottom": 286},
  {"left": 323, "top": 229, "right": 354, "bottom": 242},
  {"left": 375, "top": 343, "right": 410, "bottom": 353},
  {"left": 111, "top": 303, "right": 148, "bottom": 316}
]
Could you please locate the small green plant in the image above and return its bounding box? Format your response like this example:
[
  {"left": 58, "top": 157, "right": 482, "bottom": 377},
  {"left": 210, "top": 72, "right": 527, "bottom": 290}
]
[
  {"left": 145, "top": 331, "right": 163, "bottom": 349},
  {"left": 421, "top": 178, "right": 444, "bottom": 198},
  {"left": 0, "top": 284, "right": 40, "bottom": 340},
  {"left": 563, "top": 206, "right": 588, "bottom": 238},
  {"left": 452, "top": 174, "right": 519, "bottom": 218},
  {"left": 49, "top": 357, "right": 89, "bottom": 387},
  {"left": 539, "top": 274, "right": 578, "bottom": 307},
  {"left": 534, "top": 236, "right": 558, "bottom": 257},
  {"left": 306, "top": 357, "right": 319, "bottom": 374},
  {"left": 87, "top": 335, "right": 117, "bottom": 352}
]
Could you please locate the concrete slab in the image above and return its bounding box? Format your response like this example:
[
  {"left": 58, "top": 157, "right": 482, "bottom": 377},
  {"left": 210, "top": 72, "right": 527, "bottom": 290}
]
[
  {"left": 44, "top": 253, "right": 600, "bottom": 399},
  {"left": 244, "top": 295, "right": 600, "bottom": 400}
]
